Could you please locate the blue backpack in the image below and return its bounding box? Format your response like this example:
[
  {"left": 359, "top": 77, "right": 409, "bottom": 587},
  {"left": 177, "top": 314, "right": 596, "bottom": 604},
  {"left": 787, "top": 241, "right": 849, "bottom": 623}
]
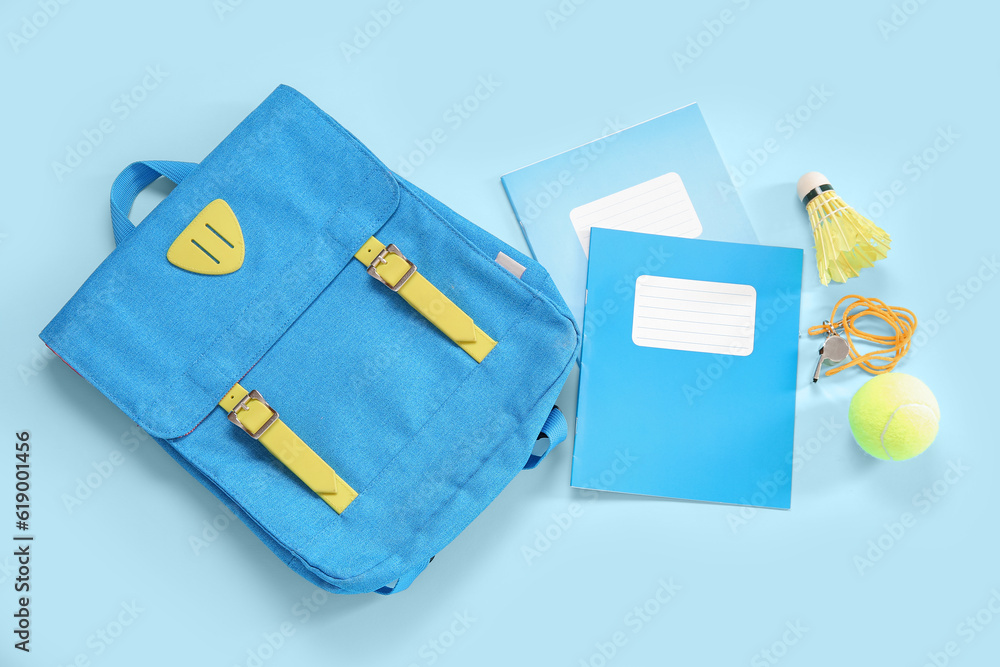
[{"left": 41, "top": 85, "right": 579, "bottom": 594}]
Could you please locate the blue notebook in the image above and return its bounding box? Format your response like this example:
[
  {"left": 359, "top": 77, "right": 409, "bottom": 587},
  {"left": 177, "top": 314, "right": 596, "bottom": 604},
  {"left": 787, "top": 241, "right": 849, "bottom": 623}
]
[
  {"left": 501, "top": 104, "right": 757, "bottom": 324},
  {"left": 572, "top": 228, "right": 803, "bottom": 508}
]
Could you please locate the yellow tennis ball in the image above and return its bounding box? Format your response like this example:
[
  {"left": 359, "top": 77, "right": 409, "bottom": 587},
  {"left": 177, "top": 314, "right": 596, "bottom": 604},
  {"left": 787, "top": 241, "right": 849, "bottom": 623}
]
[{"left": 848, "top": 373, "right": 940, "bottom": 461}]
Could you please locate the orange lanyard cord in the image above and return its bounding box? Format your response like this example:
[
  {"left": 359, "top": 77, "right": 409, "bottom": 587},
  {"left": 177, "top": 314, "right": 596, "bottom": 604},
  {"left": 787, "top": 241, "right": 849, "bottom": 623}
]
[{"left": 807, "top": 295, "right": 917, "bottom": 377}]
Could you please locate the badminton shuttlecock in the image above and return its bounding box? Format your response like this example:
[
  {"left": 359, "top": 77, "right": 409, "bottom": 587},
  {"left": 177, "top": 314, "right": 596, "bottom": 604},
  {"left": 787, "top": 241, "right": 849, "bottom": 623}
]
[{"left": 797, "top": 172, "right": 890, "bottom": 286}]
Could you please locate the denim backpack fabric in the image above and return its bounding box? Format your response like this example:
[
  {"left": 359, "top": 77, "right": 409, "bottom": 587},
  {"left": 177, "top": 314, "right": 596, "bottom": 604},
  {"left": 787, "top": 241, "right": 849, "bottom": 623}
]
[{"left": 41, "top": 85, "right": 579, "bottom": 594}]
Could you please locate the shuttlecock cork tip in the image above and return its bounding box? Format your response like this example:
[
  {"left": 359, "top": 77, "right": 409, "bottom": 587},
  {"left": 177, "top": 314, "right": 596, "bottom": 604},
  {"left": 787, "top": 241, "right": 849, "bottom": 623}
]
[{"left": 797, "top": 172, "right": 831, "bottom": 201}]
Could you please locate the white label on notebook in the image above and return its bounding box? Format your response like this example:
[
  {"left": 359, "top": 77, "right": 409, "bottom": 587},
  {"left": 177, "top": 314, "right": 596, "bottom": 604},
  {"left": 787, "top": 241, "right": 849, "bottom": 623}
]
[
  {"left": 569, "top": 172, "right": 703, "bottom": 257},
  {"left": 632, "top": 275, "right": 756, "bottom": 356}
]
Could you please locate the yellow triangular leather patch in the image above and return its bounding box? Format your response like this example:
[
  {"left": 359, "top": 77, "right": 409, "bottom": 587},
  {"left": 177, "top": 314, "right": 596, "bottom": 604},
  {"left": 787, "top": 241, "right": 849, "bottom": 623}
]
[{"left": 167, "top": 199, "right": 244, "bottom": 275}]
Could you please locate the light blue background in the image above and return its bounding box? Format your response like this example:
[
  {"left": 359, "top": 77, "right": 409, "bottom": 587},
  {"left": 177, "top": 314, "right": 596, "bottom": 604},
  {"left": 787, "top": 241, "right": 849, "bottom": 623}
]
[{"left": 2, "top": 1, "right": 997, "bottom": 665}]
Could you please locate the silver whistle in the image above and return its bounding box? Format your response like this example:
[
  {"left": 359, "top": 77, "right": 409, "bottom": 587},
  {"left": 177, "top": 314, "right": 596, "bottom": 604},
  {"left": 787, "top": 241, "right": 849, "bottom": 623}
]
[{"left": 813, "top": 334, "right": 849, "bottom": 382}]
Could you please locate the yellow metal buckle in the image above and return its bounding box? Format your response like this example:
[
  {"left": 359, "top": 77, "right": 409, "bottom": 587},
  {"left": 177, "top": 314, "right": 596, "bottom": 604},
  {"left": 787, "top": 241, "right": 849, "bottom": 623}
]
[
  {"left": 227, "top": 389, "right": 279, "bottom": 440},
  {"left": 367, "top": 243, "right": 416, "bottom": 292}
]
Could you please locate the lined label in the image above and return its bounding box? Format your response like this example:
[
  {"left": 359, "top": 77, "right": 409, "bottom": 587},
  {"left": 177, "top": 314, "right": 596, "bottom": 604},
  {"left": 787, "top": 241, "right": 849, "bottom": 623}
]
[
  {"left": 632, "top": 275, "right": 756, "bottom": 356},
  {"left": 570, "top": 172, "right": 703, "bottom": 257}
]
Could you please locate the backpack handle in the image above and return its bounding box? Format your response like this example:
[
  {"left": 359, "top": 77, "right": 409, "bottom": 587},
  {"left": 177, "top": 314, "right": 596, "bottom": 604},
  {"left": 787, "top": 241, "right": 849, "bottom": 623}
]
[
  {"left": 110, "top": 160, "right": 198, "bottom": 246},
  {"left": 524, "top": 406, "right": 568, "bottom": 470}
]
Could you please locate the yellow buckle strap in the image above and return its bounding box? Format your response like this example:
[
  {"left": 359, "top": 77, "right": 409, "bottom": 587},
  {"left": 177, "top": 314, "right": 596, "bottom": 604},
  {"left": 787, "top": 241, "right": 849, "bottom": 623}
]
[
  {"left": 220, "top": 383, "right": 357, "bottom": 514},
  {"left": 354, "top": 237, "right": 497, "bottom": 362}
]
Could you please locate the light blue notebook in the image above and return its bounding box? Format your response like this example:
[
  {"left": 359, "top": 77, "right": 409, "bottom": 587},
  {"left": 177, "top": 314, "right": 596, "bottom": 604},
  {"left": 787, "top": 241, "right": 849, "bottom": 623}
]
[
  {"left": 501, "top": 104, "right": 757, "bottom": 324},
  {"left": 572, "top": 228, "right": 803, "bottom": 508}
]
